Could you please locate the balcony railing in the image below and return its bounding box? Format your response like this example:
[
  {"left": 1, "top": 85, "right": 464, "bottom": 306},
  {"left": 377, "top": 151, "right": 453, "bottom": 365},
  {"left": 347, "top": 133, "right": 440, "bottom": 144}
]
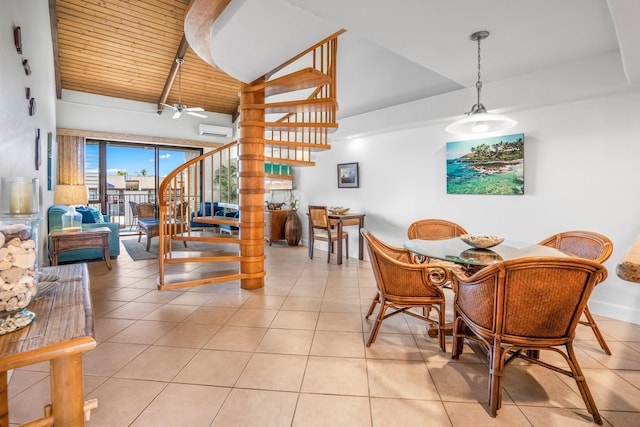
[{"left": 88, "top": 190, "right": 158, "bottom": 233}]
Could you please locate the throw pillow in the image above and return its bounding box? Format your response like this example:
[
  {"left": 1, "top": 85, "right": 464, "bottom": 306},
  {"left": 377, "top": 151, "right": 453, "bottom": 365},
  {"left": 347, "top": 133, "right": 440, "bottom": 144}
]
[
  {"left": 75, "top": 206, "right": 96, "bottom": 223},
  {"left": 89, "top": 207, "right": 105, "bottom": 223}
]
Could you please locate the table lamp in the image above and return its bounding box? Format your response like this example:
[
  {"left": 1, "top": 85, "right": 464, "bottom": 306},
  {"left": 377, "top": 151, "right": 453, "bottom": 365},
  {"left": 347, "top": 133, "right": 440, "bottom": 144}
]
[{"left": 53, "top": 184, "right": 87, "bottom": 232}]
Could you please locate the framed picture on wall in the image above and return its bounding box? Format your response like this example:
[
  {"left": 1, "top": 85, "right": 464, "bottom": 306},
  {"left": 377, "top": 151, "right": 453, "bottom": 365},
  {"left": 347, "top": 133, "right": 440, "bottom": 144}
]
[
  {"left": 337, "top": 162, "right": 359, "bottom": 188},
  {"left": 446, "top": 133, "right": 524, "bottom": 195}
]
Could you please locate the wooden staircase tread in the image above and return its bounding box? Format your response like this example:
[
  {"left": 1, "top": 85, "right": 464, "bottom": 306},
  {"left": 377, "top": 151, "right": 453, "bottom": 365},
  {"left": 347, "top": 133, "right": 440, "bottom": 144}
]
[
  {"left": 190, "top": 217, "right": 240, "bottom": 226},
  {"left": 244, "top": 98, "right": 337, "bottom": 114},
  {"left": 264, "top": 140, "right": 331, "bottom": 151},
  {"left": 246, "top": 68, "right": 331, "bottom": 97},
  {"left": 164, "top": 252, "right": 243, "bottom": 262},
  {"left": 264, "top": 157, "right": 316, "bottom": 167},
  {"left": 243, "top": 120, "right": 338, "bottom": 128},
  {"left": 171, "top": 234, "right": 243, "bottom": 244}
]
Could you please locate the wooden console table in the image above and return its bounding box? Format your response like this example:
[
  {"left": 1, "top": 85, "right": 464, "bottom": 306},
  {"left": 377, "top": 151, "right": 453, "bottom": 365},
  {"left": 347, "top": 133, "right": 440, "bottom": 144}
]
[
  {"left": 0, "top": 263, "right": 97, "bottom": 426},
  {"left": 49, "top": 227, "right": 112, "bottom": 269}
]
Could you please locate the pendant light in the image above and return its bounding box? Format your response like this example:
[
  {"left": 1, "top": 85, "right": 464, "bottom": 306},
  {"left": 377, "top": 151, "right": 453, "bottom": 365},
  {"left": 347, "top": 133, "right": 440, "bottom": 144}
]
[{"left": 445, "top": 30, "right": 516, "bottom": 136}]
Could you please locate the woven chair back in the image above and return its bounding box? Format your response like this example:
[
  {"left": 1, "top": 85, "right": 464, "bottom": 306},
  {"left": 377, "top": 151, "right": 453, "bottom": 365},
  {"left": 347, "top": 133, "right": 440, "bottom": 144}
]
[{"left": 407, "top": 218, "right": 468, "bottom": 240}]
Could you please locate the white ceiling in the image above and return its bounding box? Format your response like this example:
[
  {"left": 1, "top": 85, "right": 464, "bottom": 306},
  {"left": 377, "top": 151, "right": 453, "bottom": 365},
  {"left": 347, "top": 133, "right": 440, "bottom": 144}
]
[{"left": 209, "top": 0, "right": 639, "bottom": 120}]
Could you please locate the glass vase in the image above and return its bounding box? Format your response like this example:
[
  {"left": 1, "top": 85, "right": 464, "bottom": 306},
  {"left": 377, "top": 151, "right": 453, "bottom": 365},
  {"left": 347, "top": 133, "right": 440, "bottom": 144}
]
[{"left": 0, "top": 214, "right": 41, "bottom": 335}]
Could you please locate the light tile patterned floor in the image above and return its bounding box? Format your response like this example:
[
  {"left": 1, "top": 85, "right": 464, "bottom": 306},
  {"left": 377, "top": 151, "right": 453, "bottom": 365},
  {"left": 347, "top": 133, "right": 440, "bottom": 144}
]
[{"left": 7, "top": 238, "right": 640, "bottom": 426}]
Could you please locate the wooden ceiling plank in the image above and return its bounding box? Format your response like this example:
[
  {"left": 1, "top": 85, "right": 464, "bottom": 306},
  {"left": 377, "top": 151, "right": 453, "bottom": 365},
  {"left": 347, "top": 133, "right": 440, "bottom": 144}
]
[
  {"left": 59, "top": 0, "right": 186, "bottom": 32},
  {"left": 57, "top": 11, "right": 183, "bottom": 47},
  {"left": 57, "top": 31, "right": 178, "bottom": 60},
  {"left": 55, "top": 0, "right": 241, "bottom": 116}
]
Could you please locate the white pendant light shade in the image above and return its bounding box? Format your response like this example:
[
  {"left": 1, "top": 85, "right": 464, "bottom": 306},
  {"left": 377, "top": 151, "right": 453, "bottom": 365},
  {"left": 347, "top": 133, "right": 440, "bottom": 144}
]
[
  {"left": 446, "top": 30, "right": 516, "bottom": 136},
  {"left": 445, "top": 111, "right": 516, "bottom": 135}
]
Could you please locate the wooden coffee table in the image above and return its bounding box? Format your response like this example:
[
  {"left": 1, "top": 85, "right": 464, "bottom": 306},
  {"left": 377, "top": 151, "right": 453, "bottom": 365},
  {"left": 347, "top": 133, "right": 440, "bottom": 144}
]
[
  {"left": 137, "top": 219, "right": 187, "bottom": 251},
  {"left": 49, "top": 227, "right": 112, "bottom": 269}
]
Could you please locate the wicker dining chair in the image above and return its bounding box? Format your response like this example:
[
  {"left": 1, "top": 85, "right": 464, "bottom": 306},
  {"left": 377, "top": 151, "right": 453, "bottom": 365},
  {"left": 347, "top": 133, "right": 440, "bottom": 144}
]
[
  {"left": 128, "top": 201, "right": 139, "bottom": 231},
  {"left": 407, "top": 218, "right": 469, "bottom": 279},
  {"left": 539, "top": 230, "right": 613, "bottom": 355},
  {"left": 136, "top": 202, "right": 157, "bottom": 220},
  {"left": 362, "top": 230, "right": 450, "bottom": 351},
  {"left": 407, "top": 218, "right": 468, "bottom": 240},
  {"left": 308, "top": 205, "right": 348, "bottom": 263},
  {"left": 451, "top": 256, "right": 608, "bottom": 424}
]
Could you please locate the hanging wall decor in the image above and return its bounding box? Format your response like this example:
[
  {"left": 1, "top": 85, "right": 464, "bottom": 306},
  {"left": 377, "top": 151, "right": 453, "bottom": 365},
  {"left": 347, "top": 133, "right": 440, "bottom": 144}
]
[
  {"left": 47, "top": 132, "right": 53, "bottom": 190},
  {"left": 35, "top": 129, "right": 41, "bottom": 170},
  {"left": 13, "top": 26, "right": 22, "bottom": 53},
  {"left": 337, "top": 162, "right": 359, "bottom": 188},
  {"left": 446, "top": 133, "right": 524, "bottom": 195}
]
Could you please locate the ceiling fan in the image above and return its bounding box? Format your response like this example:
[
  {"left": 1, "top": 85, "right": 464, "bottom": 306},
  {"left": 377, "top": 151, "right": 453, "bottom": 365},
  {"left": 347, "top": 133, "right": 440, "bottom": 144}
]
[{"left": 162, "top": 58, "right": 207, "bottom": 119}]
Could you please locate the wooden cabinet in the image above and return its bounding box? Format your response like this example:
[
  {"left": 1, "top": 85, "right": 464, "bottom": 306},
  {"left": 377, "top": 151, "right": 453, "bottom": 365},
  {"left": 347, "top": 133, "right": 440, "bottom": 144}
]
[{"left": 265, "top": 209, "right": 290, "bottom": 245}]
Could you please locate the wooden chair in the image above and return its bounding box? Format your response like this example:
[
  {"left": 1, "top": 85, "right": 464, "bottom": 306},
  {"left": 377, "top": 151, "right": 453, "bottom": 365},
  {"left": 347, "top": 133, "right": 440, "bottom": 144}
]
[
  {"left": 407, "top": 218, "right": 469, "bottom": 280},
  {"left": 136, "top": 202, "right": 157, "bottom": 220},
  {"left": 308, "top": 205, "right": 348, "bottom": 263},
  {"left": 538, "top": 230, "right": 614, "bottom": 355},
  {"left": 407, "top": 218, "right": 468, "bottom": 240},
  {"left": 451, "top": 257, "right": 608, "bottom": 424},
  {"left": 362, "top": 230, "right": 449, "bottom": 350}
]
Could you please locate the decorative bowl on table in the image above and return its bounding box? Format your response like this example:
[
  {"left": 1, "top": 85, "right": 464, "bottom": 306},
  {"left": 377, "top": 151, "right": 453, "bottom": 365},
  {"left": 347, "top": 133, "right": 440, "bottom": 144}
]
[
  {"left": 329, "top": 207, "right": 349, "bottom": 215},
  {"left": 459, "top": 234, "right": 504, "bottom": 249}
]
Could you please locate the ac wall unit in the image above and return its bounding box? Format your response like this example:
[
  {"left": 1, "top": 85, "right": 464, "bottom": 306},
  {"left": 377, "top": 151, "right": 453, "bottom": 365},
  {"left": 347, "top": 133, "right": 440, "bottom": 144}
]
[{"left": 199, "top": 124, "right": 233, "bottom": 138}]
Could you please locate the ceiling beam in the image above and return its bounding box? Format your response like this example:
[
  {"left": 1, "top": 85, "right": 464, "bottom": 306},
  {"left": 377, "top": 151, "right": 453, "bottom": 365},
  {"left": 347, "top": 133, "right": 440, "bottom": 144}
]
[
  {"left": 49, "top": 0, "right": 62, "bottom": 99},
  {"left": 157, "top": 35, "right": 189, "bottom": 114}
]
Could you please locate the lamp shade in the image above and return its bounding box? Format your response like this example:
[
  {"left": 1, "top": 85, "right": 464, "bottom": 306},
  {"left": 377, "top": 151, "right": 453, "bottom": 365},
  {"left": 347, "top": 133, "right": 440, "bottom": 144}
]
[
  {"left": 53, "top": 184, "right": 88, "bottom": 206},
  {"left": 445, "top": 112, "right": 517, "bottom": 136}
]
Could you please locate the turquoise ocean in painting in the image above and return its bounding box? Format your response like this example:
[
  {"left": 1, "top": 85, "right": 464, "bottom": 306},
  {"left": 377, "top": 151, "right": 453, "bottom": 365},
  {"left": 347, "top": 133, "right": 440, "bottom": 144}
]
[{"left": 446, "top": 134, "right": 524, "bottom": 195}]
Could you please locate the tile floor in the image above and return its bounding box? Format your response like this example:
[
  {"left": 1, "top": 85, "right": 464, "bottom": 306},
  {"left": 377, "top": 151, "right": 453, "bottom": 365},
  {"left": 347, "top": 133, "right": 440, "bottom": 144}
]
[{"left": 7, "top": 238, "right": 640, "bottom": 426}]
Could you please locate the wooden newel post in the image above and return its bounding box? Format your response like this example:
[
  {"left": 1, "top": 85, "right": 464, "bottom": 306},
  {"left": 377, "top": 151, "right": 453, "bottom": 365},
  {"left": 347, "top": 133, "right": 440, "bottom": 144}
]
[{"left": 238, "top": 81, "right": 266, "bottom": 289}]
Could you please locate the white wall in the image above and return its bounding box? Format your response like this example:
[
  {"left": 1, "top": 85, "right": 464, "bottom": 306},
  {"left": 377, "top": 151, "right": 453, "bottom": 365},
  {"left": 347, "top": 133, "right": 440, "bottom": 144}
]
[
  {"left": 1, "top": 0, "right": 57, "bottom": 261},
  {"left": 297, "top": 84, "right": 640, "bottom": 325},
  {"left": 57, "top": 90, "right": 236, "bottom": 145}
]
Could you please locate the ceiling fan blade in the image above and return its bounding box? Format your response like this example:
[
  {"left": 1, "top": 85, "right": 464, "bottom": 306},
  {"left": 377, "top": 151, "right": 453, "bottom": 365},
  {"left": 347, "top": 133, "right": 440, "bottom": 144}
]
[
  {"left": 188, "top": 111, "right": 208, "bottom": 119},
  {"left": 161, "top": 103, "right": 177, "bottom": 110},
  {"left": 185, "top": 106, "right": 204, "bottom": 112},
  {"left": 172, "top": 111, "right": 182, "bottom": 119}
]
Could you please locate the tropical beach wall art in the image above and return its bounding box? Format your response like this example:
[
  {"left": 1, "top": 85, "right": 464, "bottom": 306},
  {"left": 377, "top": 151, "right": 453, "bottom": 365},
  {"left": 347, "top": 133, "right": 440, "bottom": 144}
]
[{"left": 446, "top": 133, "right": 524, "bottom": 195}]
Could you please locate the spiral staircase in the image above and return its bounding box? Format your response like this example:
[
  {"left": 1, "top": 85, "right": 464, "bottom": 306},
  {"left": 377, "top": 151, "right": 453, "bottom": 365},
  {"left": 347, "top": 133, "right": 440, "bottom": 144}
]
[{"left": 154, "top": 17, "right": 343, "bottom": 290}]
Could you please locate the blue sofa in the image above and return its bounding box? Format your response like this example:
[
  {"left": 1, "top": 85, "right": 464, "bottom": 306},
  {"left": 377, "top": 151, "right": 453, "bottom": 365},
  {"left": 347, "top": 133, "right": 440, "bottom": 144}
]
[
  {"left": 219, "top": 210, "right": 240, "bottom": 234},
  {"left": 190, "top": 202, "right": 223, "bottom": 230},
  {"left": 47, "top": 204, "right": 120, "bottom": 264}
]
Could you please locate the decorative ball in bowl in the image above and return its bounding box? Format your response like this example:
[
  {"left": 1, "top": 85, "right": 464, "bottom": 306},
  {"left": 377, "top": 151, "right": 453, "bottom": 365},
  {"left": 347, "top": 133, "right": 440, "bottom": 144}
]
[
  {"left": 459, "top": 234, "right": 504, "bottom": 249},
  {"left": 329, "top": 207, "right": 349, "bottom": 215}
]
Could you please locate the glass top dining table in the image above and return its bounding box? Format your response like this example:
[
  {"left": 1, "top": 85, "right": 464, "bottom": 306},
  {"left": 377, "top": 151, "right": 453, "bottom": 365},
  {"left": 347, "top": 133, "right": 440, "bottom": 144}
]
[{"left": 404, "top": 237, "right": 570, "bottom": 267}]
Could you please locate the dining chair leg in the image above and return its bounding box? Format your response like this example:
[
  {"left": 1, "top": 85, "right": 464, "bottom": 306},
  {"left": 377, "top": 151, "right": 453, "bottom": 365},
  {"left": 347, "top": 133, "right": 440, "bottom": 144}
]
[
  {"left": 581, "top": 307, "right": 611, "bottom": 355},
  {"left": 488, "top": 346, "right": 505, "bottom": 417},
  {"left": 565, "top": 342, "right": 603, "bottom": 424},
  {"left": 365, "top": 294, "right": 380, "bottom": 318},
  {"left": 367, "top": 299, "right": 388, "bottom": 346},
  {"left": 327, "top": 240, "right": 331, "bottom": 263},
  {"left": 308, "top": 236, "right": 314, "bottom": 259}
]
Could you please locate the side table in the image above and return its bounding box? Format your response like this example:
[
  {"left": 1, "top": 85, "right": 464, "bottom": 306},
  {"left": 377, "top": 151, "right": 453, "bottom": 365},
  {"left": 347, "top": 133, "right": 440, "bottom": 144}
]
[
  {"left": 49, "top": 227, "right": 112, "bottom": 269},
  {"left": 0, "top": 263, "right": 97, "bottom": 426}
]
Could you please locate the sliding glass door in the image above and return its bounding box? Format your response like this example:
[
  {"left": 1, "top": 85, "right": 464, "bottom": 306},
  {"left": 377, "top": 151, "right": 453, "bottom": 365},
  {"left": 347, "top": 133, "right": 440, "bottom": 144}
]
[{"left": 85, "top": 140, "right": 202, "bottom": 231}]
